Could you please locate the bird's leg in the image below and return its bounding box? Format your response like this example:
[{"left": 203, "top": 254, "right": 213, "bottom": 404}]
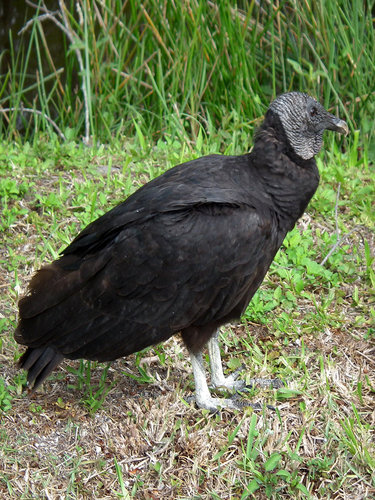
[
  {"left": 207, "top": 330, "right": 283, "bottom": 391},
  {"left": 188, "top": 349, "right": 244, "bottom": 412},
  {"left": 207, "top": 330, "right": 246, "bottom": 390}
]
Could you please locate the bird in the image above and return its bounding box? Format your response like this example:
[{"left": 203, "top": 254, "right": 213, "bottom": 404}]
[{"left": 14, "top": 92, "right": 348, "bottom": 411}]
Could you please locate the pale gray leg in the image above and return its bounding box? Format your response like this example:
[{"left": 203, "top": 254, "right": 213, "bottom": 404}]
[
  {"left": 207, "top": 330, "right": 283, "bottom": 391},
  {"left": 188, "top": 349, "right": 243, "bottom": 411},
  {"left": 207, "top": 330, "right": 246, "bottom": 390}
]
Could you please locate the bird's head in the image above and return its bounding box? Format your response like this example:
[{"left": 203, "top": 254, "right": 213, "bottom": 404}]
[{"left": 268, "top": 92, "right": 349, "bottom": 160}]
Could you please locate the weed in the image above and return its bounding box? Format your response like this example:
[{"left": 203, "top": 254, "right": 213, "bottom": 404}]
[
  {"left": 0, "top": 1, "right": 374, "bottom": 154},
  {"left": 0, "top": 379, "right": 13, "bottom": 412}
]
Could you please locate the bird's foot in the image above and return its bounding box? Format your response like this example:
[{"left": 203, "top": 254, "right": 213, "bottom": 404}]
[
  {"left": 245, "top": 377, "right": 284, "bottom": 390},
  {"left": 209, "top": 363, "right": 245, "bottom": 390},
  {"left": 211, "top": 366, "right": 284, "bottom": 392},
  {"left": 186, "top": 393, "right": 264, "bottom": 413}
]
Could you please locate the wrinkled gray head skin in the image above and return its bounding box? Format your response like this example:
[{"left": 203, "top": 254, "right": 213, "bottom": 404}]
[{"left": 269, "top": 92, "right": 348, "bottom": 160}]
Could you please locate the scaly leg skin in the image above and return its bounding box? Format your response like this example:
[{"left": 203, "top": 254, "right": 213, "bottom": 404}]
[
  {"left": 188, "top": 349, "right": 247, "bottom": 412},
  {"left": 207, "top": 330, "right": 284, "bottom": 391}
]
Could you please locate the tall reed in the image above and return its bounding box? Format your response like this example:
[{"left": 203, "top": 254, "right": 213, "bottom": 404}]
[{"left": 0, "top": 0, "right": 373, "bottom": 152}]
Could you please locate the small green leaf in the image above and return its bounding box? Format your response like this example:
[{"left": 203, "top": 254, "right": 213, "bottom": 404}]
[
  {"left": 264, "top": 452, "right": 282, "bottom": 472},
  {"left": 296, "top": 483, "right": 310, "bottom": 495},
  {"left": 295, "top": 279, "right": 305, "bottom": 293},
  {"left": 276, "top": 388, "right": 302, "bottom": 401},
  {"left": 275, "top": 469, "right": 291, "bottom": 480},
  {"left": 227, "top": 357, "right": 242, "bottom": 370},
  {"left": 273, "top": 286, "right": 282, "bottom": 301},
  {"left": 245, "top": 479, "right": 260, "bottom": 494},
  {"left": 303, "top": 258, "right": 324, "bottom": 276}
]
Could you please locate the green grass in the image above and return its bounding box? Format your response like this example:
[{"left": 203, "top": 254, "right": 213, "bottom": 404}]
[
  {"left": 0, "top": 129, "right": 374, "bottom": 498},
  {"left": 1, "top": 1, "right": 374, "bottom": 155}
]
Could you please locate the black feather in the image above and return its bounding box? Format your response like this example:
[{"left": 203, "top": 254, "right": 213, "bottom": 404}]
[{"left": 14, "top": 92, "right": 347, "bottom": 391}]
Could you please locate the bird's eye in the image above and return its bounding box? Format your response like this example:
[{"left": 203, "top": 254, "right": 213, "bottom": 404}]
[{"left": 310, "top": 106, "right": 318, "bottom": 117}]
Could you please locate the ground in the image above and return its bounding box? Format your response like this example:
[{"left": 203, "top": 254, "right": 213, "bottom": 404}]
[{"left": 0, "top": 139, "right": 374, "bottom": 499}]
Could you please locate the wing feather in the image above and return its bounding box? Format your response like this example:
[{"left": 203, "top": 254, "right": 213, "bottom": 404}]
[{"left": 15, "top": 203, "right": 277, "bottom": 361}]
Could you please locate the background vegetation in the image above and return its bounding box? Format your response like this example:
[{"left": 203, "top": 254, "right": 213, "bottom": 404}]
[
  {"left": 0, "top": 0, "right": 374, "bottom": 498},
  {"left": 1, "top": 0, "right": 374, "bottom": 150}
]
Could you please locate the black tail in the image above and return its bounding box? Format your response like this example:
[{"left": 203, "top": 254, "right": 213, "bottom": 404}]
[{"left": 18, "top": 347, "right": 64, "bottom": 391}]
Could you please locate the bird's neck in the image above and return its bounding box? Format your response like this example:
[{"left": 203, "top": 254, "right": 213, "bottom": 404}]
[{"left": 251, "top": 119, "right": 320, "bottom": 231}]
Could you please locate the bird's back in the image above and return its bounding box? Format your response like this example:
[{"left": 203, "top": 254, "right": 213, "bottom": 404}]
[{"left": 14, "top": 110, "right": 320, "bottom": 386}]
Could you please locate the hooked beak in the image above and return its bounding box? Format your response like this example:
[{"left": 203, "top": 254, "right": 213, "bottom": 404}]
[{"left": 325, "top": 116, "right": 349, "bottom": 136}]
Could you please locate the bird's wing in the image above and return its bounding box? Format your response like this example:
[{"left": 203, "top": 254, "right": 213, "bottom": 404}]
[
  {"left": 15, "top": 202, "right": 277, "bottom": 362},
  {"left": 61, "top": 154, "right": 268, "bottom": 257}
]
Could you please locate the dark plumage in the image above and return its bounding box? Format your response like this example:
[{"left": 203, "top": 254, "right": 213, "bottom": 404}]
[{"left": 15, "top": 92, "right": 348, "bottom": 410}]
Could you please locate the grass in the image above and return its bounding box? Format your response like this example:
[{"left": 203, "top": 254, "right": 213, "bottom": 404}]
[
  {"left": 1, "top": 1, "right": 374, "bottom": 150},
  {"left": 0, "top": 0, "right": 374, "bottom": 498},
  {"left": 0, "top": 128, "right": 374, "bottom": 498}
]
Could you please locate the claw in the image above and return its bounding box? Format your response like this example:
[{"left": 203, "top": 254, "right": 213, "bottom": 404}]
[
  {"left": 244, "top": 377, "right": 284, "bottom": 390},
  {"left": 186, "top": 393, "right": 270, "bottom": 413},
  {"left": 187, "top": 332, "right": 284, "bottom": 413},
  {"left": 210, "top": 369, "right": 283, "bottom": 393}
]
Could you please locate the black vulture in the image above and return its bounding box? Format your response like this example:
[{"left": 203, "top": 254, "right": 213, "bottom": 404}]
[{"left": 14, "top": 92, "right": 348, "bottom": 411}]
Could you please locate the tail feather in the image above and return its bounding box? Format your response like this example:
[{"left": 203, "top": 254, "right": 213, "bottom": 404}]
[
  {"left": 18, "top": 347, "right": 64, "bottom": 391},
  {"left": 15, "top": 247, "right": 112, "bottom": 390},
  {"left": 18, "top": 251, "right": 110, "bottom": 320}
]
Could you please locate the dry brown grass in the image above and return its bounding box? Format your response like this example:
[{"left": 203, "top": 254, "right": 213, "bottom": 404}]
[
  {"left": 0, "top": 142, "right": 374, "bottom": 499},
  {"left": 1, "top": 315, "right": 374, "bottom": 498}
]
